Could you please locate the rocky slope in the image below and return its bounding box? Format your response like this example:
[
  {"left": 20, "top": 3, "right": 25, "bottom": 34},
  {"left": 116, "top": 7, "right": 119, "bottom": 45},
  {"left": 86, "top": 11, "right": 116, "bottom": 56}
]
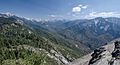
[
  {"left": 0, "top": 13, "right": 90, "bottom": 65},
  {"left": 67, "top": 38, "right": 120, "bottom": 65}
]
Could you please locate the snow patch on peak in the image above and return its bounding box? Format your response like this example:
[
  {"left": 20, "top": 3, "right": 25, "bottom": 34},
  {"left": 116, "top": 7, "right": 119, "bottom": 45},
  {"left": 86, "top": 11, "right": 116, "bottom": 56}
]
[
  {"left": 105, "top": 19, "right": 108, "bottom": 21},
  {"left": 94, "top": 19, "right": 99, "bottom": 26},
  {"left": 100, "top": 25, "right": 109, "bottom": 31},
  {"left": 4, "top": 12, "right": 14, "bottom": 17},
  {"left": 104, "top": 25, "right": 110, "bottom": 31},
  {"left": 100, "top": 26, "right": 104, "bottom": 29}
]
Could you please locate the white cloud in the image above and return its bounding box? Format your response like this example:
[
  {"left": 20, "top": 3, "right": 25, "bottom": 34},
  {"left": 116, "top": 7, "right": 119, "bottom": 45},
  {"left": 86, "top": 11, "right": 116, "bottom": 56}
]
[
  {"left": 78, "top": 4, "right": 83, "bottom": 7},
  {"left": 72, "top": 6, "right": 81, "bottom": 13},
  {"left": 72, "top": 4, "right": 88, "bottom": 13},
  {"left": 85, "top": 12, "right": 120, "bottom": 19}
]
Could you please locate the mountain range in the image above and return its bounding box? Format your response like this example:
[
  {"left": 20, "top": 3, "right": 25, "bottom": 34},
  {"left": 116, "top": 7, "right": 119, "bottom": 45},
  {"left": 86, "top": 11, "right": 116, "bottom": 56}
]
[
  {"left": 0, "top": 13, "right": 120, "bottom": 65},
  {"left": 41, "top": 17, "right": 120, "bottom": 50}
]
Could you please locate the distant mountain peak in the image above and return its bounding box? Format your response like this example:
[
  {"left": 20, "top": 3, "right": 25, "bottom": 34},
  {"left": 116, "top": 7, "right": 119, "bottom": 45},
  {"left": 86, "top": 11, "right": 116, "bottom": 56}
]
[
  {"left": 0, "top": 12, "right": 15, "bottom": 18},
  {"left": 4, "top": 12, "right": 14, "bottom": 16},
  {"left": 0, "top": 12, "right": 42, "bottom": 22}
]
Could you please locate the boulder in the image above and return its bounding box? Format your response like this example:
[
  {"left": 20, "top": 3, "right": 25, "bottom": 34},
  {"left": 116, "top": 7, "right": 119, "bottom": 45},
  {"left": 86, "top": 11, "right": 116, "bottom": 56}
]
[{"left": 112, "top": 41, "right": 120, "bottom": 59}]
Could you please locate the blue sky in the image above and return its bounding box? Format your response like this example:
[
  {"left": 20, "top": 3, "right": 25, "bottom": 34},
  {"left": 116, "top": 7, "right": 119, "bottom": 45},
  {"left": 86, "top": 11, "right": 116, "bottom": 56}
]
[{"left": 0, "top": 0, "right": 120, "bottom": 20}]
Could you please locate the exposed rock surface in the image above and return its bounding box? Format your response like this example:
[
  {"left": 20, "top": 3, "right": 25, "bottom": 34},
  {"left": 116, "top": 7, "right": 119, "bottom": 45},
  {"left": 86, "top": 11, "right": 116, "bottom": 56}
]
[{"left": 67, "top": 38, "right": 120, "bottom": 65}]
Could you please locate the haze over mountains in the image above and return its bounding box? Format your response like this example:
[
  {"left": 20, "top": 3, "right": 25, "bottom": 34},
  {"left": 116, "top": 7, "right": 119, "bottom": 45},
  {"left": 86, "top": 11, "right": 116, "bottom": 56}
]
[{"left": 0, "top": 13, "right": 120, "bottom": 65}]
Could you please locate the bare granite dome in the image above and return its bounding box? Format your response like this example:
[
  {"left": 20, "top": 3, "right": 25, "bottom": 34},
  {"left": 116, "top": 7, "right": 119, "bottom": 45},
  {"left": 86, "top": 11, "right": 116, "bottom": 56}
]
[{"left": 67, "top": 38, "right": 120, "bottom": 65}]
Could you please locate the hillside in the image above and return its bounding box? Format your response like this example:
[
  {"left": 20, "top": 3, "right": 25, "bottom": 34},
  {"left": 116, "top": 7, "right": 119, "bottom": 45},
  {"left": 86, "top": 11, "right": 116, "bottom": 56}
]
[
  {"left": 56, "top": 17, "right": 120, "bottom": 50},
  {"left": 39, "top": 17, "right": 120, "bottom": 50},
  {"left": 0, "top": 14, "right": 90, "bottom": 65}
]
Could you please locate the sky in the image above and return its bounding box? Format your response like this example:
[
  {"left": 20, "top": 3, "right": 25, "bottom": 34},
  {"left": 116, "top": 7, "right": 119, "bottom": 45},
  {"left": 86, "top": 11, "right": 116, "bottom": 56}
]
[{"left": 0, "top": 0, "right": 120, "bottom": 20}]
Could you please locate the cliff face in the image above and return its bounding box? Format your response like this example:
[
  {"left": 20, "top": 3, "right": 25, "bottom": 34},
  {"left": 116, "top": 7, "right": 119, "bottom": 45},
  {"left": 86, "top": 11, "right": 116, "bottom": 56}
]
[{"left": 68, "top": 38, "right": 120, "bottom": 65}]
